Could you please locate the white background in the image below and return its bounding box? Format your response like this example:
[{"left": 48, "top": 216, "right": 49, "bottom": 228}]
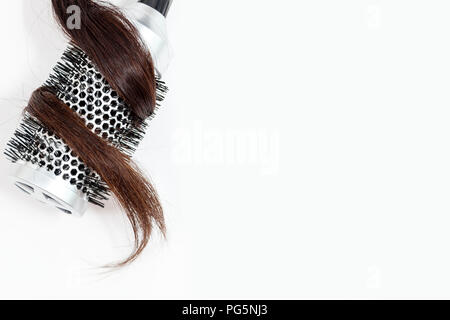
[{"left": 0, "top": 0, "right": 450, "bottom": 299}]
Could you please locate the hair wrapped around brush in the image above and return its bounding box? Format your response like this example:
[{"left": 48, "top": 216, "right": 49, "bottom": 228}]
[{"left": 5, "top": 0, "right": 168, "bottom": 266}]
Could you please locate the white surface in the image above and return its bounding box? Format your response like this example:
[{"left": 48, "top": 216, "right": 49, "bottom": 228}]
[{"left": 0, "top": 0, "right": 450, "bottom": 299}]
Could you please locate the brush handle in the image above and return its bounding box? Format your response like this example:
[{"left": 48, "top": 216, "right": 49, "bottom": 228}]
[{"left": 138, "top": 0, "right": 172, "bottom": 17}]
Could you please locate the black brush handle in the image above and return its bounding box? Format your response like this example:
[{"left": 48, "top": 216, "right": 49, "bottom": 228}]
[{"left": 139, "top": 0, "right": 173, "bottom": 17}]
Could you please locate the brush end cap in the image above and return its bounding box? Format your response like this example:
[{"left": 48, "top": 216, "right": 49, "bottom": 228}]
[
  {"left": 10, "top": 162, "right": 88, "bottom": 217},
  {"left": 138, "top": 0, "right": 173, "bottom": 17}
]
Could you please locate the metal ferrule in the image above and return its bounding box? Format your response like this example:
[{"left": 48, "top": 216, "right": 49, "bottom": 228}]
[{"left": 123, "top": 2, "right": 172, "bottom": 75}]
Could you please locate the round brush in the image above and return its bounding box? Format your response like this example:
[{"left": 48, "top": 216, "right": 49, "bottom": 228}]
[{"left": 5, "top": 0, "right": 172, "bottom": 217}]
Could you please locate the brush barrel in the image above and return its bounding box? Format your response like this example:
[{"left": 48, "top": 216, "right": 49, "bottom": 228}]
[{"left": 8, "top": 1, "right": 172, "bottom": 217}]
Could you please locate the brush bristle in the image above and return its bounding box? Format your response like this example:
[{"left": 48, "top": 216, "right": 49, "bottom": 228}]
[{"left": 4, "top": 45, "right": 168, "bottom": 207}]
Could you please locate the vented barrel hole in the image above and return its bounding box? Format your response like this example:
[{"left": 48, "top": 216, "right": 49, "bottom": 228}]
[
  {"left": 15, "top": 182, "right": 34, "bottom": 195},
  {"left": 43, "top": 193, "right": 61, "bottom": 205},
  {"left": 56, "top": 207, "right": 72, "bottom": 215}
]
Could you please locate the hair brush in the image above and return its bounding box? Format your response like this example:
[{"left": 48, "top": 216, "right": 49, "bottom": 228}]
[{"left": 4, "top": 0, "right": 173, "bottom": 265}]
